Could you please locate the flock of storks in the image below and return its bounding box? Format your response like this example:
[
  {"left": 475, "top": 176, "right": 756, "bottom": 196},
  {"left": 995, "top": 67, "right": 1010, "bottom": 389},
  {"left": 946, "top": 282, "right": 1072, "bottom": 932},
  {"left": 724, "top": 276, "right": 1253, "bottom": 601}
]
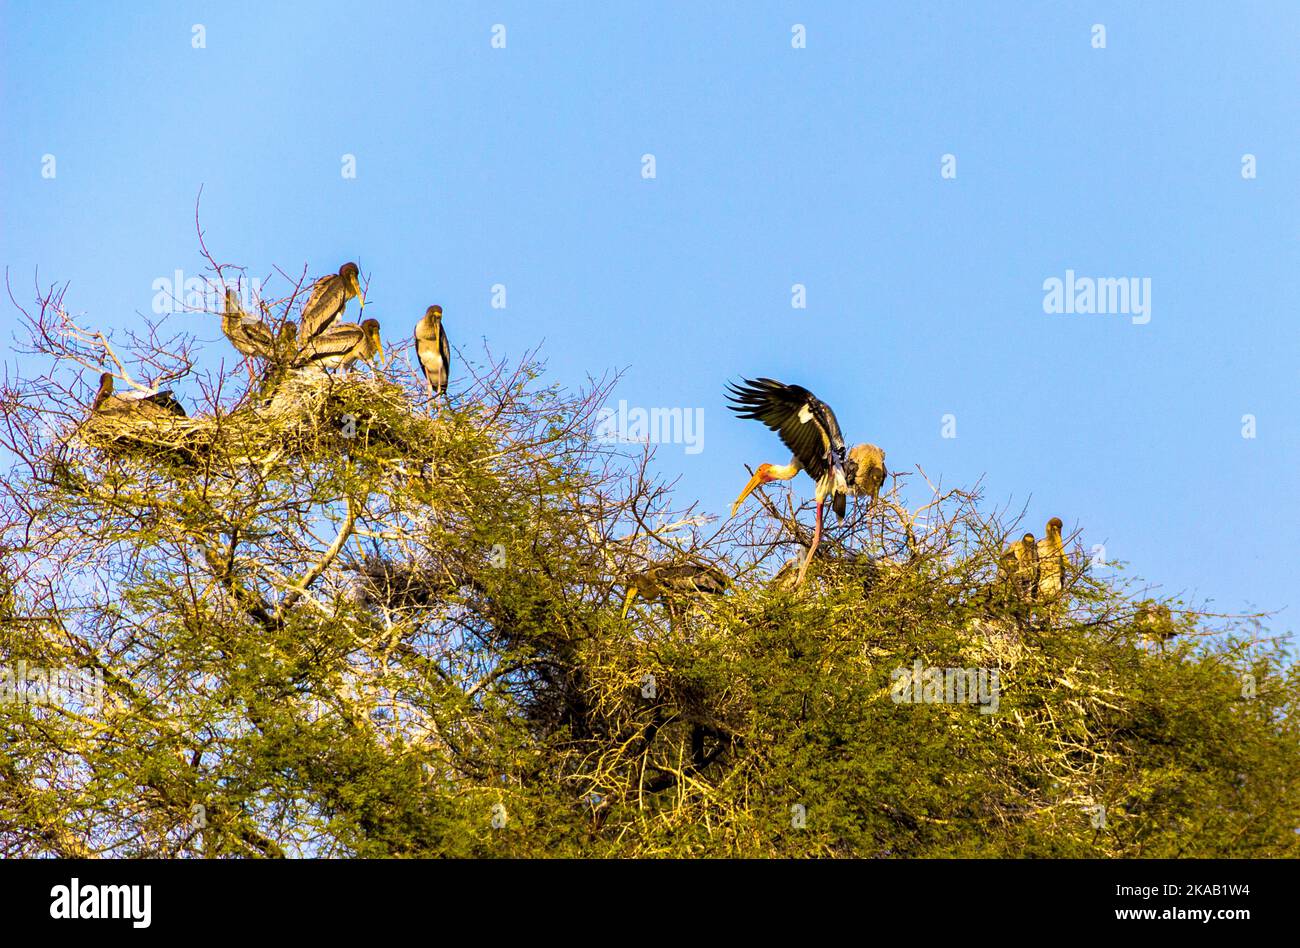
[
  {"left": 88, "top": 261, "right": 449, "bottom": 418},
  {"left": 83, "top": 260, "right": 1073, "bottom": 612},
  {"left": 724, "top": 378, "right": 1067, "bottom": 603}
]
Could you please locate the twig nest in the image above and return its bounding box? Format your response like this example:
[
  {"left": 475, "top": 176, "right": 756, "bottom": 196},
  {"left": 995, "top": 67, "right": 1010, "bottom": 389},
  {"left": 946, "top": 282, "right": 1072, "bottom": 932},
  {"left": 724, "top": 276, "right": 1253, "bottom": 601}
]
[{"left": 76, "top": 370, "right": 422, "bottom": 468}]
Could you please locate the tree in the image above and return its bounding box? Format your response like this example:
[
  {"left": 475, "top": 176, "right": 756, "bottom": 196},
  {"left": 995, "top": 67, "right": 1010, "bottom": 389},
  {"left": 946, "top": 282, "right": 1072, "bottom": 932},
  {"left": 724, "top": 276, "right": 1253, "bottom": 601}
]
[{"left": 1, "top": 268, "right": 1296, "bottom": 857}]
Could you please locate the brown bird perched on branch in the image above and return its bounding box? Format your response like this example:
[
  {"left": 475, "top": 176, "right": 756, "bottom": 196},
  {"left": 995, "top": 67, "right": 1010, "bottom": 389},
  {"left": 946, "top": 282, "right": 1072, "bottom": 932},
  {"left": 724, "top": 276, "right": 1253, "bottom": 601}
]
[
  {"left": 294, "top": 319, "right": 384, "bottom": 370},
  {"left": 621, "top": 562, "right": 729, "bottom": 618},
  {"left": 275, "top": 319, "right": 300, "bottom": 363},
  {"left": 89, "top": 372, "right": 115, "bottom": 413},
  {"left": 1135, "top": 600, "right": 1178, "bottom": 649},
  {"left": 998, "top": 532, "right": 1039, "bottom": 601},
  {"left": 1036, "top": 517, "right": 1066, "bottom": 601},
  {"left": 726, "top": 378, "right": 886, "bottom": 587},
  {"left": 300, "top": 262, "right": 364, "bottom": 343},
  {"left": 90, "top": 373, "right": 186, "bottom": 418},
  {"left": 221, "top": 288, "right": 276, "bottom": 359},
  {"left": 413, "top": 305, "right": 451, "bottom": 397}
]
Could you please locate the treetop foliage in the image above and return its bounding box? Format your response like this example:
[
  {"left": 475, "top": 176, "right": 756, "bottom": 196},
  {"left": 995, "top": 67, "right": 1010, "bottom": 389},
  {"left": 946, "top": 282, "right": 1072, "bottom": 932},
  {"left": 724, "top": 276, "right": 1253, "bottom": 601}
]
[{"left": 1, "top": 264, "right": 1296, "bottom": 857}]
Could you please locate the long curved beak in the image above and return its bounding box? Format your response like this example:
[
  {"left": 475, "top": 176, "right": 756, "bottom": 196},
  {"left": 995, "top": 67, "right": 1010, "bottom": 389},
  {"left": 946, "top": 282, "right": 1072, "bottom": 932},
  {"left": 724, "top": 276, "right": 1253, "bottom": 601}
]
[
  {"left": 730, "top": 469, "right": 767, "bottom": 518},
  {"left": 350, "top": 275, "right": 365, "bottom": 308},
  {"left": 620, "top": 587, "right": 637, "bottom": 619}
]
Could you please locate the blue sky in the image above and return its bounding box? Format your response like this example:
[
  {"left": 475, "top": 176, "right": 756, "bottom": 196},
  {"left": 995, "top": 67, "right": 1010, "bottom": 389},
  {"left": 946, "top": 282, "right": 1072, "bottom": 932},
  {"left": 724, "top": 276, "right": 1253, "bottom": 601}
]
[{"left": 2, "top": 2, "right": 1297, "bottom": 629}]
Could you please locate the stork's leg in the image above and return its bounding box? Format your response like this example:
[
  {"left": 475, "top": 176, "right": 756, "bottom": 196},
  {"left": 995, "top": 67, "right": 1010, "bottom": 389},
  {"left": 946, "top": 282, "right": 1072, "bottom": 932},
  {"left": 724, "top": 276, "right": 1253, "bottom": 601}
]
[{"left": 795, "top": 498, "right": 825, "bottom": 587}]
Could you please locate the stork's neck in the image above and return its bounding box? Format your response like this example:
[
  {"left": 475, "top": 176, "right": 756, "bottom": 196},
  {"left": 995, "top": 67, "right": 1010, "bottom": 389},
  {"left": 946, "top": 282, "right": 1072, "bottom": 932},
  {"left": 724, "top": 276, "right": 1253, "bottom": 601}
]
[{"left": 769, "top": 458, "right": 802, "bottom": 480}]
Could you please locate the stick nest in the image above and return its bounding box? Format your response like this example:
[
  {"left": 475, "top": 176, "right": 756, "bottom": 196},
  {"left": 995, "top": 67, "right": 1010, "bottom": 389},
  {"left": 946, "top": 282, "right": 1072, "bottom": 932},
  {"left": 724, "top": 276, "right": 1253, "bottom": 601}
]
[{"left": 76, "top": 370, "right": 425, "bottom": 468}]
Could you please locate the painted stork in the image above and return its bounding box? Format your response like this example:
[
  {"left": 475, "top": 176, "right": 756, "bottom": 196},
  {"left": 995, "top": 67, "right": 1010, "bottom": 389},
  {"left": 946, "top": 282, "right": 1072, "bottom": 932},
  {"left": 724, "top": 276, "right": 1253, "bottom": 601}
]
[
  {"left": 1135, "top": 599, "right": 1177, "bottom": 650},
  {"left": 293, "top": 318, "right": 384, "bottom": 370},
  {"left": 275, "top": 319, "right": 300, "bottom": 363},
  {"left": 221, "top": 288, "right": 276, "bottom": 359},
  {"left": 413, "top": 305, "right": 451, "bottom": 397},
  {"left": 1036, "top": 517, "right": 1066, "bottom": 601},
  {"left": 90, "top": 373, "right": 186, "bottom": 418},
  {"left": 299, "top": 262, "right": 364, "bottom": 343},
  {"left": 621, "top": 562, "right": 729, "bottom": 618},
  {"left": 999, "top": 532, "right": 1039, "bottom": 602},
  {"left": 726, "top": 377, "right": 887, "bottom": 587},
  {"left": 89, "top": 372, "right": 115, "bottom": 413}
]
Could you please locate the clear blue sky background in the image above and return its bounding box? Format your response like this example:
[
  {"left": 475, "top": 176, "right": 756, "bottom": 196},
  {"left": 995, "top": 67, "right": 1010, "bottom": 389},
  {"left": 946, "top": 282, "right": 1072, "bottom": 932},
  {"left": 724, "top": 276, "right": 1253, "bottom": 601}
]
[{"left": 2, "top": 2, "right": 1296, "bottom": 630}]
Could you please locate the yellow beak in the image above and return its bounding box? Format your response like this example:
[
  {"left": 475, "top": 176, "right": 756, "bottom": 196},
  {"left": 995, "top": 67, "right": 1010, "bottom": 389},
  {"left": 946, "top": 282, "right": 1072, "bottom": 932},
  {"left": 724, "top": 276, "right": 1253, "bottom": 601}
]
[
  {"left": 729, "top": 469, "right": 767, "bottom": 518},
  {"left": 620, "top": 587, "right": 637, "bottom": 619}
]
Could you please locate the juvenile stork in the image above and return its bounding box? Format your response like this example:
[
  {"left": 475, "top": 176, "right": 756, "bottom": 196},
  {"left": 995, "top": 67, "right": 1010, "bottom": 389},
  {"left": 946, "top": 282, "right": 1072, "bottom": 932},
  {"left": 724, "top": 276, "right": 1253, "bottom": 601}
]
[
  {"left": 1001, "top": 532, "right": 1039, "bottom": 602},
  {"left": 275, "top": 319, "right": 300, "bottom": 364},
  {"left": 294, "top": 319, "right": 384, "bottom": 370},
  {"left": 726, "top": 378, "right": 887, "bottom": 587},
  {"left": 1135, "top": 599, "right": 1178, "bottom": 650},
  {"left": 221, "top": 288, "right": 277, "bottom": 381},
  {"left": 221, "top": 289, "right": 275, "bottom": 357},
  {"left": 413, "top": 305, "right": 451, "bottom": 397},
  {"left": 621, "top": 562, "right": 729, "bottom": 618},
  {"left": 1036, "top": 517, "right": 1066, "bottom": 601},
  {"left": 300, "top": 262, "right": 364, "bottom": 343},
  {"left": 90, "top": 373, "right": 186, "bottom": 418}
]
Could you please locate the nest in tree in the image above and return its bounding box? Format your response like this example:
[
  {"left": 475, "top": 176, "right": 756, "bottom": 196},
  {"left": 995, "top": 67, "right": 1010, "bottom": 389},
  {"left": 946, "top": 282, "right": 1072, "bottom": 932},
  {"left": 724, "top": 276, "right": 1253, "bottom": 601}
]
[
  {"left": 76, "top": 370, "right": 426, "bottom": 468},
  {"left": 346, "top": 554, "right": 473, "bottom": 609}
]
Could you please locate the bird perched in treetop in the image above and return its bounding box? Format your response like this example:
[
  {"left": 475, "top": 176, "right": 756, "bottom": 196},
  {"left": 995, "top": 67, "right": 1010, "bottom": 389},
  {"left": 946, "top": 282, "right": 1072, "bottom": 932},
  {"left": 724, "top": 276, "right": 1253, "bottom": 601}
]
[
  {"left": 726, "top": 377, "right": 886, "bottom": 587},
  {"left": 621, "top": 562, "right": 729, "bottom": 619},
  {"left": 221, "top": 288, "right": 276, "bottom": 360},
  {"left": 293, "top": 318, "right": 384, "bottom": 370},
  {"left": 1036, "top": 517, "right": 1066, "bottom": 601},
  {"left": 1135, "top": 600, "right": 1178, "bottom": 648},
  {"left": 275, "top": 319, "right": 300, "bottom": 363},
  {"left": 299, "top": 262, "right": 364, "bottom": 343},
  {"left": 89, "top": 373, "right": 186, "bottom": 418},
  {"left": 999, "top": 532, "right": 1039, "bottom": 602},
  {"left": 89, "top": 372, "right": 115, "bottom": 413},
  {"left": 413, "top": 305, "right": 451, "bottom": 397}
]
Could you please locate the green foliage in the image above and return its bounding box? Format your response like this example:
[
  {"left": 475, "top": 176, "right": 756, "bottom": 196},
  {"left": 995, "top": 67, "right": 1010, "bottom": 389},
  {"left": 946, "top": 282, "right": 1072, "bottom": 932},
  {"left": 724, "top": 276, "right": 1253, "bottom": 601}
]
[{"left": 1, "top": 350, "right": 1296, "bottom": 858}]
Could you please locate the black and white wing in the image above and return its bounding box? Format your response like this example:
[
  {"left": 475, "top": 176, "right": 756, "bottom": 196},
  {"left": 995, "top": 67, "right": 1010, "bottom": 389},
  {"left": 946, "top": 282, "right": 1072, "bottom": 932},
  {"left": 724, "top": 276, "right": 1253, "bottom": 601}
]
[{"left": 725, "top": 377, "right": 847, "bottom": 484}]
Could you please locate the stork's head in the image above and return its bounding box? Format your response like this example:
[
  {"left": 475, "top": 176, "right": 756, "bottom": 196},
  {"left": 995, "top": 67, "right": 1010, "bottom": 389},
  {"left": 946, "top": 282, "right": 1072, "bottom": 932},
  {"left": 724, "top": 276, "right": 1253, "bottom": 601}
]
[
  {"left": 730, "top": 463, "right": 772, "bottom": 518},
  {"left": 1022, "top": 532, "right": 1036, "bottom": 547},
  {"left": 361, "top": 318, "right": 384, "bottom": 362},
  {"left": 1046, "top": 516, "right": 1063, "bottom": 536},
  {"left": 339, "top": 262, "right": 364, "bottom": 306},
  {"left": 425, "top": 304, "right": 443, "bottom": 323},
  {"left": 848, "top": 443, "right": 887, "bottom": 502}
]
